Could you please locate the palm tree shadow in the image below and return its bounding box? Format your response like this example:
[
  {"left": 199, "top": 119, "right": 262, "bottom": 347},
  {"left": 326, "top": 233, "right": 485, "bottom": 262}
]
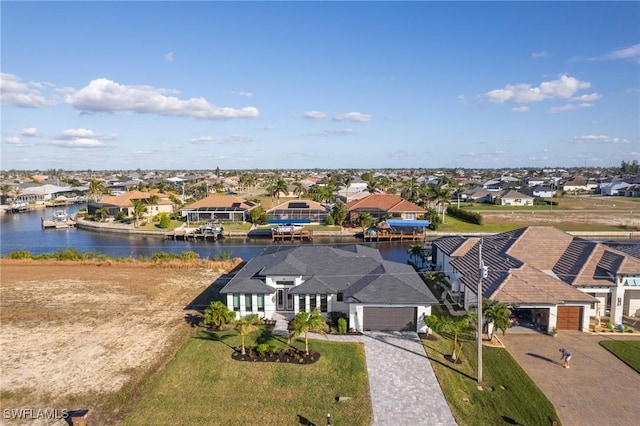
[
  {"left": 426, "top": 355, "right": 476, "bottom": 382},
  {"left": 193, "top": 330, "right": 235, "bottom": 349},
  {"left": 297, "top": 414, "right": 316, "bottom": 426},
  {"left": 501, "top": 415, "right": 524, "bottom": 425}
]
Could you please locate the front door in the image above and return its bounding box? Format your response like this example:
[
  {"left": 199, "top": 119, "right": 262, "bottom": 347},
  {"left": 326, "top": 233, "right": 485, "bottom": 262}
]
[{"left": 276, "top": 288, "right": 294, "bottom": 311}]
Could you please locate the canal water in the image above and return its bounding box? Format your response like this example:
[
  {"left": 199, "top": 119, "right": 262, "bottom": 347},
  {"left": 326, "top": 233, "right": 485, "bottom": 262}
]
[{"left": 0, "top": 205, "right": 418, "bottom": 263}]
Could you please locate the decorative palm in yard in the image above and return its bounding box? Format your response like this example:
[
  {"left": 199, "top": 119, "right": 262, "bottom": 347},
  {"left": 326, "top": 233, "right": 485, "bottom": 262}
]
[
  {"left": 428, "top": 312, "right": 477, "bottom": 361},
  {"left": 289, "top": 309, "right": 329, "bottom": 355},
  {"left": 483, "top": 300, "right": 511, "bottom": 341},
  {"left": 202, "top": 301, "right": 235, "bottom": 329},
  {"left": 236, "top": 315, "right": 262, "bottom": 356},
  {"left": 407, "top": 244, "right": 427, "bottom": 267}
]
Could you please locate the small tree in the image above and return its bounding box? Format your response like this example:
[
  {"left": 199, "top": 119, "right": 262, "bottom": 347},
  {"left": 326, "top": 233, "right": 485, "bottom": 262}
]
[
  {"left": 483, "top": 300, "right": 511, "bottom": 341},
  {"left": 289, "top": 309, "right": 329, "bottom": 354},
  {"left": 131, "top": 199, "right": 147, "bottom": 228},
  {"left": 431, "top": 312, "right": 476, "bottom": 361},
  {"left": 202, "top": 301, "right": 235, "bottom": 329},
  {"left": 423, "top": 314, "right": 439, "bottom": 337},
  {"left": 408, "top": 244, "right": 426, "bottom": 267},
  {"left": 236, "top": 315, "right": 261, "bottom": 355},
  {"left": 357, "top": 213, "right": 374, "bottom": 234}
]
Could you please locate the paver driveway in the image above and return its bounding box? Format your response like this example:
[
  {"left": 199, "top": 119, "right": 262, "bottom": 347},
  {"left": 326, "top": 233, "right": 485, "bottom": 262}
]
[{"left": 502, "top": 331, "right": 640, "bottom": 426}]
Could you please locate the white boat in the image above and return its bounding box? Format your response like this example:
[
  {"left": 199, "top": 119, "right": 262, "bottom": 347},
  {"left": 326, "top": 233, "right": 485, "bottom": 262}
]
[
  {"left": 272, "top": 224, "right": 304, "bottom": 234},
  {"left": 9, "top": 201, "right": 29, "bottom": 212}
]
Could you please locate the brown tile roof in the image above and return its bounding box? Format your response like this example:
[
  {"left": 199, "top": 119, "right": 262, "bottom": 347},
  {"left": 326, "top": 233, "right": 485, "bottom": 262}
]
[
  {"left": 346, "top": 194, "right": 424, "bottom": 213},
  {"left": 98, "top": 191, "right": 172, "bottom": 208},
  {"left": 183, "top": 194, "right": 255, "bottom": 210},
  {"left": 506, "top": 226, "right": 574, "bottom": 270}
]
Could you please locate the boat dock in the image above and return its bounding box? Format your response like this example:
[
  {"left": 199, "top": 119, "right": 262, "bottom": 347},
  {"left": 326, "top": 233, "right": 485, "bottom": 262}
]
[
  {"left": 363, "top": 230, "right": 424, "bottom": 242},
  {"left": 272, "top": 228, "right": 313, "bottom": 242},
  {"left": 42, "top": 217, "right": 76, "bottom": 229},
  {"left": 165, "top": 228, "right": 224, "bottom": 241}
]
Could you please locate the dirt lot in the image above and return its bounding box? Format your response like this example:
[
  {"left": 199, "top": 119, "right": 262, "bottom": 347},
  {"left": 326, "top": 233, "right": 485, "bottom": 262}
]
[{"left": 0, "top": 259, "right": 239, "bottom": 424}]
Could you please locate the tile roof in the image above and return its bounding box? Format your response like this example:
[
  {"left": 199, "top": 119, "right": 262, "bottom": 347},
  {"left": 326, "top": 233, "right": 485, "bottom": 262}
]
[
  {"left": 220, "top": 244, "right": 438, "bottom": 305},
  {"left": 346, "top": 194, "right": 425, "bottom": 213}
]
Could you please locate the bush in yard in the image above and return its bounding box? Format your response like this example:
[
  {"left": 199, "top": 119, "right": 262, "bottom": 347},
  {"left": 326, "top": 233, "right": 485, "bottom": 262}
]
[
  {"left": 7, "top": 250, "right": 32, "bottom": 259},
  {"left": 338, "top": 317, "right": 347, "bottom": 334},
  {"left": 447, "top": 206, "right": 483, "bottom": 225},
  {"left": 157, "top": 213, "right": 171, "bottom": 228},
  {"left": 203, "top": 301, "right": 235, "bottom": 329}
]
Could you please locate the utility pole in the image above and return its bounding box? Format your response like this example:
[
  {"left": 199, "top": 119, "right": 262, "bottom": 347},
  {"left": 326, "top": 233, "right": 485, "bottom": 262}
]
[{"left": 477, "top": 238, "right": 487, "bottom": 384}]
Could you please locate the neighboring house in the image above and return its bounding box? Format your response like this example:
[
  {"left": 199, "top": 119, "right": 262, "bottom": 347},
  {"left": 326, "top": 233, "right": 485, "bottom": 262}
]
[
  {"left": 14, "top": 184, "right": 77, "bottom": 204},
  {"left": 520, "top": 186, "right": 556, "bottom": 198},
  {"left": 346, "top": 194, "right": 425, "bottom": 221},
  {"left": 219, "top": 245, "right": 438, "bottom": 332},
  {"left": 494, "top": 189, "right": 534, "bottom": 206},
  {"left": 562, "top": 177, "right": 597, "bottom": 193},
  {"left": 180, "top": 194, "right": 257, "bottom": 222},
  {"left": 266, "top": 199, "right": 330, "bottom": 224},
  {"left": 460, "top": 187, "right": 493, "bottom": 203},
  {"left": 623, "top": 184, "right": 640, "bottom": 198},
  {"left": 88, "top": 190, "right": 174, "bottom": 218},
  {"left": 600, "top": 181, "right": 631, "bottom": 196},
  {"left": 432, "top": 226, "right": 640, "bottom": 332},
  {"left": 524, "top": 177, "right": 546, "bottom": 187}
]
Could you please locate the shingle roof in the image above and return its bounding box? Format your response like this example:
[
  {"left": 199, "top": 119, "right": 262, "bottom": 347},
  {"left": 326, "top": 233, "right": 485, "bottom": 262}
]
[
  {"left": 220, "top": 244, "right": 438, "bottom": 305},
  {"left": 182, "top": 194, "right": 255, "bottom": 210}
]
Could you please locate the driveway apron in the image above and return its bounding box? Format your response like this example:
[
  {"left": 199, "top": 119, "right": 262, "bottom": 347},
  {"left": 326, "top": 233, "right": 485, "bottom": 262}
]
[
  {"left": 502, "top": 331, "right": 640, "bottom": 426},
  {"left": 361, "top": 331, "right": 457, "bottom": 426}
]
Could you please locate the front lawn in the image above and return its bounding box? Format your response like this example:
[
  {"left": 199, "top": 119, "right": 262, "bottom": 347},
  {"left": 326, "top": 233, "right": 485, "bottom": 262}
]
[
  {"left": 422, "top": 332, "right": 560, "bottom": 426},
  {"left": 599, "top": 340, "right": 640, "bottom": 373},
  {"left": 124, "top": 328, "right": 371, "bottom": 425}
]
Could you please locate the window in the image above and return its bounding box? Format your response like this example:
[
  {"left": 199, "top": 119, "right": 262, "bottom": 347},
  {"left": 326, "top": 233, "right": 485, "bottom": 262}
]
[
  {"left": 245, "top": 294, "right": 252, "bottom": 311},
  {"left": 257, "top": 294, "right": 264, "bottom": 312},
  {"left": 232, "top": 294, "right": 240, "bottom": 311},
  {"left": 310, "top": 295, "right": 317, "bottom": 311},
  {"left": 336, "top": 292, "right": 344, "bottom": 302},
  {"left": 299, "top": 295, "right": 306, "bottom": 312},
  {"left": 276, "top": 280, "right": 294, "bottom": 286},
  {"left": 320, "top": 294, "right": 327, "bottom": 313}
]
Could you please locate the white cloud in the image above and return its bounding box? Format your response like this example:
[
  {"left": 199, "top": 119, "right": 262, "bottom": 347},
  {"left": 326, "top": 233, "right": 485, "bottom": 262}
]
[
  {"left": 457, "top": 95, "right": 468, "bottom": 106},
  {"left": 51, "top": 138, "right": 103, "bottom": 148},
  {"left": 572, "top": 93, "right": 601, "bottom": 102},
  {"left": 573, "top": 135, "right": 629, "bottom": 144},
  {"left": 20, "top": 127, "right": 38, "bottom": 137},
  {"left": 65, "top": 78, "right": 259, "bottom": 119},
  {"left": 190, "top": 136, "right": 213, "bottom": 144},
  {"left": 51, "top": 127, "right": 116, "bottom": 148},
  {"left": 304, "top": 110, "right": 327, "bottom": 119},
  {"left": 333, "top": 112, "right": 372, "bottom": 122},
  {"left": 310, "top": 128, "right": 354, "bottom": 137},
  {"left": 511, "top": 106, "right": 529, "bottom": 113},
  {"left": 603, "top": 43, "right": 640, "bottom": 64},
  {"left": 223, "top": 134, "right": 253, "bottom": 143},
  {"left": 482, "top": 75, "right": 590, "bottom": 104},
  {"left": 5, "top": 136, "right": 24, "bottom": 145},
  {"left": 232, "top": 91, "right": 253, "bottom": 98},
  {"left": 164, "top": 51, "right": 175, "bottom": 62},
  {"left": 0, "top": 73, "right": 51, "bottom": 108},
  {"left": 531, "top": 51, "right": 549, "bottom": 58},
  {"left": 548, "top": 102, "right": 593, "bottom": 114}
]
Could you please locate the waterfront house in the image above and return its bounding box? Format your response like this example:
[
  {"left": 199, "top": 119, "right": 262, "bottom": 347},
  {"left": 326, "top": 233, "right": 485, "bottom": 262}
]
[
  {"left": 266, "top": 199, "right": 330, "bottom": 224},
  {"left": 346, "top": 194, "right": 425, "bottom": 222},
  {"left": 180, "top": 194, "right": 257, "bottom": 223},
  {"left": 219, "top": 244, "right": 438, "bottom": 332},
  {"left": 432, "top": 226, "right": 640, "bottom": 332},
  {"left": 88, "top": 190, "right": 174, "bottom": 219}
]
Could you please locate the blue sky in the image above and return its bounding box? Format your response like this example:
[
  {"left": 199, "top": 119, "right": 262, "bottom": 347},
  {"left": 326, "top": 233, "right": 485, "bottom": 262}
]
[{"left": 2, "top": 1, "right": 639, "bottom": 171}]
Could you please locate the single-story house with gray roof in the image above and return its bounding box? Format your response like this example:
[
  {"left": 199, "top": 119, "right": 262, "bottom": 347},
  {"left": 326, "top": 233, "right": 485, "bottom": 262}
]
[{"left": 219, "top": 244, "right": 438, "bottom": 332}]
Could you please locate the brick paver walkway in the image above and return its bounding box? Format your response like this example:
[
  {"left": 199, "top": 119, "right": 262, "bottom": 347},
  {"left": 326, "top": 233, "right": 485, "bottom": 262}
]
[{"left": 502, "top": 331, "right": 640, "bottom": 426}]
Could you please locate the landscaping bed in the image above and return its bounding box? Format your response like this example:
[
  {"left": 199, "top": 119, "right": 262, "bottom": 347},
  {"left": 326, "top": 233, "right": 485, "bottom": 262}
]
[{"left": 232, "top": 347, "right": 320, "bottom": 364}]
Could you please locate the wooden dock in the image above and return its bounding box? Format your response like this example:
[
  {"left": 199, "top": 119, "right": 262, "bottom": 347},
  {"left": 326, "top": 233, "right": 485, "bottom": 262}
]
[
  {"left": 42, "top": 218, "right": 76, "bottom": 229},
  {"left": 165, "top": 228, "right": 223, "bottom": 241},
  {"left": 272, "top": 229, "right": 313, "bottom": 242},
  {"left": 363, "top": 230, "right": 424, "bottom": 242}
]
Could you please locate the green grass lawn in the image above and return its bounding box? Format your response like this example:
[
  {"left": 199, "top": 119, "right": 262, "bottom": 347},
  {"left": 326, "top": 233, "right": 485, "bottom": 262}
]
[
  {"left": 123, "top": 328, "right": 372, "bottom": 426},
  {"left": 422, "top": 332, "right": 560, "bottom": 426},
  {"left": 599, "top": 340, "right": 640, "bottom": 373}
]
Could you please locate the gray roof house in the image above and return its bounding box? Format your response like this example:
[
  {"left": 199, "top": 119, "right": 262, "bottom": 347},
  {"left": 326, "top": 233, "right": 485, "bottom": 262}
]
[{"left": 219, "top": 244, "right": 438, "bottom": 332}]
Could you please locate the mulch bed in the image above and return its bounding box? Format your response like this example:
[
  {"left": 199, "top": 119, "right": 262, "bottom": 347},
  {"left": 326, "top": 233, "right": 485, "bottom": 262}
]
[
  {"left": 232, "top": 348, "right": 320, "bottom": 364},
  {"left": 418, "top": 332, "right": 438, "bottom": 341}
]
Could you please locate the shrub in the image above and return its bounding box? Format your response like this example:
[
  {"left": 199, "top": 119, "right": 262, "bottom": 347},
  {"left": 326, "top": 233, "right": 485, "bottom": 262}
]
[
  {"left": 157, "top": 213, "right": 171, "bottom": 228},
  {"left": 328, "top": 311, "right": 348, "bottom": 329},
  {"left": 447, "top": 206, "right": 483, "bottom": 225},
  {"left": 244, "top": 313, "right": 264, "bottom": 325},
  {"left": 7, "top": 250, "right": 32, "bottom": 259},
  {"left": 256, "top": 343, "right": 271, "bottom": 356},
  {"left": 338, "top": 317, "right": 347, "bottom": 334},
  {"left": 180, "top": 250, "right": 200, "bottom": 261}
]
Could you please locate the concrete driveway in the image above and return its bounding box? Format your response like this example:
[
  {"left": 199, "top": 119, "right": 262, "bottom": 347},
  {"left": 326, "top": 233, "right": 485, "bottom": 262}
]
[{"left": 501, "top": 331, "right": 640, "bottom": 426}]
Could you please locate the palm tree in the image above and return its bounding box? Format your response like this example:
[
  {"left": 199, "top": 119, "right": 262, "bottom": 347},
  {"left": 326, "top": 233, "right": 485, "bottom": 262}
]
[
  {"left": 292, "top": 181, "right": 305, "bottom": 199},
  {"left": 407, "top": 244, "right": 426, "bottom": 267},
  {"left": 357, "top": 212, "right": 374, "bottom": 235},
  {"left": 95, "top": 207, "right": 110, "bottom": 222},
  {"left": 88, "top": 180, "right": 105, "bottom": 202},
  {"left": 401, "top": 174, "right": 419, "bottom": 203},
  {"left": 342, "top": 175, "right": 353, "bottom": 203},
  {"left": 273, "top": 178, "right": 289, "bottom": 204},
  {"left": 366, "top": 178, "right": 380, "bottom": 194},
  {"left": 236, "top": 316, "right": 259, "bottom": 356},
  {"left": 289, "top": 309, "right": 328, "bottom": 354},
  {"left": 483, "top": 300, "right": 511, "bottom": 341},
  {"left": 131, "top": 199, "right": 147, "bottom": 228},
  {"left": 431, "top": 312, "right": 477, "bottom": 361},
  {"left": 203, "top": 301, "right": 235, "bottom": 329}
]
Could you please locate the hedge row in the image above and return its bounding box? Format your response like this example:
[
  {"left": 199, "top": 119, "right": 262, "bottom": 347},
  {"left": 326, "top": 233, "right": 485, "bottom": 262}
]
[{"left": 447, "top": 206, "right": 483, "bottom": 225}]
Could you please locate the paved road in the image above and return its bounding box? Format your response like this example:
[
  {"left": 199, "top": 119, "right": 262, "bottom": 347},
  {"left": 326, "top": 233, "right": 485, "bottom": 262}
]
[{"left": 502, "top": 331, "right": 640, "bottom": 426}]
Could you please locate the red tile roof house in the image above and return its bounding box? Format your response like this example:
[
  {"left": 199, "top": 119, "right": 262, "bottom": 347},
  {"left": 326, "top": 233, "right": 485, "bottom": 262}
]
[
  {"left": 87, "top": 190, "right": 174, "bottom": 219},
  {"left": 346, "top": 194, "right": 425, "bottom": 222},
  {"left": 180, "top": 194, "right": 257, "bottom": 222},
  {"left": 219, "top": 244, "right": 439, "bottom": 332},
  {"left": 432, "top": 226, "right": 640, "bottom": 333}
]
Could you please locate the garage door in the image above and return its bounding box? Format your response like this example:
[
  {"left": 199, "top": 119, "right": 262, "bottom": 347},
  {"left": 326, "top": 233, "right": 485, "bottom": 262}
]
[
  {"left": 556, "top": 306, "right": 582, "bottom": 330},
  {"left": 363, "top": 307, "right": 417, "bottom": 331}
]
